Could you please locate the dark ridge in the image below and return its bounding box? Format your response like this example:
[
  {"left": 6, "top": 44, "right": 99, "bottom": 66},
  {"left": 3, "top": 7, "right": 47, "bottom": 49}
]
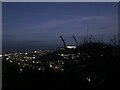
[{"left": 2, "top": 42, "right": 120, "bottom": 90}]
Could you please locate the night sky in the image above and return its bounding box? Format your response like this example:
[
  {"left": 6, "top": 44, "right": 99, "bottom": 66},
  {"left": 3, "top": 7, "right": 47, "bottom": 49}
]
[{"left": 3, "top": 2, "right": 118, "bottom": 52}]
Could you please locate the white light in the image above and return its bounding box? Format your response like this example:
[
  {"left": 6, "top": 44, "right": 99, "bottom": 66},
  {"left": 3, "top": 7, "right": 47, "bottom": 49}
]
[
  {"left": 10, "top": 60, "right": 13, "bottom": 63},
  {"left": 20, "top": 69, "right": 22, "bottom": 72},
  {"left": 32, "top": 61, "right": 35, "bottom": 63},
  {"left": 61, "top": 54, "right": 64, "bottom": 56},
  {"left": 18, "top": 63, "right": 20, "bottom": 65},
  {"left": 25, "top": 53, "right": 28, "bottom": 55},
  {"left": 14, "top": 53, "right": 17, "bottom": 55},
  {"left": 34, "top": 51, "right": 37, "bottom": 53},
  {"left": 5, "top": 54, "right": 8, "bottom": 56},
  {"left": 87, "top": 78, "right": 91, "bottom": 82},
  {"left": 61, "top": 69, "right": 64, "bottom": 71},
  {"left": 72, "top": 57, "right": 74, "bottom": 59},
  {"left": 100, "top": 54, "right": 103, "bottom": 57},
  {"left": 66, "top": 46, "right": 76, "bottom": 49},
  {"left": 0, "top": 55, "right": 2, "bottom": 58},
  {"left": 32, "top": 57, "right": 35, "bottom": 59},
  {"left": 21, "top": 59, "right": 24, "bottom": 61},
  {"left": 38, "top": 68, "right": 41, "bottom": 70},
  {"left": 36, "top": 62, "right": 39, "bottom": 64},
  {"left": 6, "top": 58, "right": 9, "bottom": 60},
  {"left": 55, "top": 66, "right": 58, "bottom": 69},
  {"left": 50, "top": 64, "right": 52, "bottom": 68},
  {"left": 88, "top": 56, "right": 90, "bottom": 58}
]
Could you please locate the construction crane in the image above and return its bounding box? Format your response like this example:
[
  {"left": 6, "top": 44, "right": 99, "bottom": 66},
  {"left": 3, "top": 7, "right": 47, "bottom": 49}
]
[
  {"left": 60, "top": 36, "right": 67, "bottom": 48},
  {"left": 87, "top": 27, "right": 89, "bottom": 43},
  {"left": 73, "top": 35, "right": 79, "bottom": 47}
]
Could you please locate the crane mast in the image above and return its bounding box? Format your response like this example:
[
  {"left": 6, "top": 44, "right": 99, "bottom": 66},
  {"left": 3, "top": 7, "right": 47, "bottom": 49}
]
[
  {"left": 73, "top": 35, "right": 78, "bottom": 47},
  {"left": 60, "top": 36, "right": 67, "bottom": 48}
]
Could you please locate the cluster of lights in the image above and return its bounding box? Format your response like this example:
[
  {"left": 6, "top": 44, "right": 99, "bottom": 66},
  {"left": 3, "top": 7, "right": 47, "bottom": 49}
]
[
  {"left": 3, "top": 49, "right": 65, "bottom": 73},
  {"left": 47, "top": 61, "right": 64, "bottom": 72},
  {"left": 58, "top": 53, "right": 80, "bottom": 60},
  {"left": 2, "top": 43, "right": 120, "bottom": 89},
  {"left": 2, "top": 44, "right": 120, "bottom": 88},
  {"left": 87, "top": 77, "right": 91, "bottom": 82}
]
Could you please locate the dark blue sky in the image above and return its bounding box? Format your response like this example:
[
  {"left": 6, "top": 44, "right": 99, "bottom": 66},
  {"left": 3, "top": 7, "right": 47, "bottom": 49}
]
[{"left": 3, "top": 2, "right": 118, "bottom": 52}]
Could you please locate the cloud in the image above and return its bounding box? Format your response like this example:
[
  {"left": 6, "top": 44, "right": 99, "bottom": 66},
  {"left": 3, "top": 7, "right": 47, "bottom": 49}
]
[{"left": 25, "top": 15, "right": 109, "bottom": 30}]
